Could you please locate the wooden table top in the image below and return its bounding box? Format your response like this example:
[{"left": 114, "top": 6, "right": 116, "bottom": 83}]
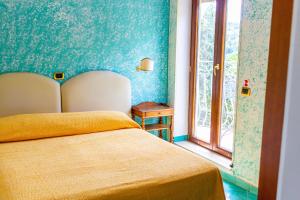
[{"left": 132, "top": 102, "right": 173, "bottom": 113}]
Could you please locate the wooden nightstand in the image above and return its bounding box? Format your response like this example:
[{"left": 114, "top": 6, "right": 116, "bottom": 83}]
[{"left": 131, "top": 102, "right": 174, "bottom": 143}]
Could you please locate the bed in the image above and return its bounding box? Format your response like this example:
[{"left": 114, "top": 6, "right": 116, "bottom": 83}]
[{"left": 0, "top": 71, "right": 225, "bottom": 200}]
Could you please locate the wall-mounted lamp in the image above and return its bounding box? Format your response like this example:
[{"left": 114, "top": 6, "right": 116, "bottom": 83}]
[{"left": 136, "top": 58, "right": 154, "bottom": 71}]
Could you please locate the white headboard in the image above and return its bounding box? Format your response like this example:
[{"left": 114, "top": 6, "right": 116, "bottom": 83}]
[
  {"left": 0, "top": 71, "right": 132, "bottom": 117},
  {"left": 61, "top": 71, "right": 131, "bottom": 115},
  {"left": 0, "top": 72, "right": 61, "bottom": 117}
]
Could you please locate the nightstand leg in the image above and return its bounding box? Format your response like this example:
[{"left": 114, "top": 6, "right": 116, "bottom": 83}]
[
  {"left": 159, "top": 117, "right": 163, "bottom": 138},
  {"left": 141, "top": 118, "right": 145, "bottom": 130},
  {"left": 170, "top": 115, "right": 174, "bottom": 143}
]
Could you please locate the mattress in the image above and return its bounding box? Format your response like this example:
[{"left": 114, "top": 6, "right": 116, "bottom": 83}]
[{"left": 0, "top": 112, "right": 225, "bottom": 200}]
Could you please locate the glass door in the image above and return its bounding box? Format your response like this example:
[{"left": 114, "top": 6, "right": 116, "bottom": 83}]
[
  {"left": 189, "top": 0, "right": 242, "bottom": 158},
  {"left": 194, "top": 0, "right": 217, "bottom": 145},
  {"left": 219, "top": 0, "right": 242, "bottom": 152}
]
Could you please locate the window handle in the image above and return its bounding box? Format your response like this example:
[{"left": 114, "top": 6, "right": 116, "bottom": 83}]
[{"left": 214, "top": 64, "right": 220, "bottom": 76}]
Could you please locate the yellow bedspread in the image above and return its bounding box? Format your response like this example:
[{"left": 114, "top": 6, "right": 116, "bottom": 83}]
[{"left": 0, "top": 112, "right": 225, "bottom": 200}]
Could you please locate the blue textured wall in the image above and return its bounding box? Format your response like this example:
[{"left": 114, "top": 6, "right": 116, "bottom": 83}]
[{"left": 0, "top": 0, "right": 170, "bottom": 105}]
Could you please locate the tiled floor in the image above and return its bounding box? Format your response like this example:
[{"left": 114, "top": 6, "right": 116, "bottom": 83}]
[{"left": 224, "top": 181, "right": 257, "bottom": 200}]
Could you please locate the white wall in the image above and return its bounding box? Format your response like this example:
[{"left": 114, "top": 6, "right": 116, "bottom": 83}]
[
  {"left": 168, "top": 0, "right": 192, "bottom": 136},
  {"left": 277, "top": 1, "right": 300, "bottom": 199}
]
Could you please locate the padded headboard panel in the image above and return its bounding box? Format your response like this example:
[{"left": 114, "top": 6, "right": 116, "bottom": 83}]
[
  {"left": 0, "top": 73, "right": 61, "bottom": 117},
  {"left": 61, "top": 71, "right": 131, "bottom": 114}
]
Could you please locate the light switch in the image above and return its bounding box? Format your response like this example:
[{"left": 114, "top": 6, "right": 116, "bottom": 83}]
[{"left": 241, "top": 80, "right": 251, "bottom": 96}]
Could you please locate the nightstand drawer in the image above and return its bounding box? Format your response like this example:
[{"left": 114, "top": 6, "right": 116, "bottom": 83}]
[{"left": 145, "top": 110, "right": 173, "bottom": 118}]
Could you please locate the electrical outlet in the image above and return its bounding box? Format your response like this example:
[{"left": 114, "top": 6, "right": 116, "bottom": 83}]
[{"left": 54, "top": 72, "right": 64, "bottom": 80}]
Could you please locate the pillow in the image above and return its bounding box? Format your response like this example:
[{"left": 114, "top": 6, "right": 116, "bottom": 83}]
[{"left": 0, "top": 111, "right": 140, "bottom": 142}]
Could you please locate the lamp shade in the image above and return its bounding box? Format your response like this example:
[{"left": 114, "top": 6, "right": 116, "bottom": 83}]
[{"left": 137, "top": 58, "right": 154, "bottom": 71}]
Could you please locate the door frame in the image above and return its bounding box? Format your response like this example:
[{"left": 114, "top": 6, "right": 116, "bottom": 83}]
[
  {"left": 258, "top": 0, "right": 294, "bottom": 199},
  {"left": 188, "top": 0, "right": 232, "bottom": 158}
]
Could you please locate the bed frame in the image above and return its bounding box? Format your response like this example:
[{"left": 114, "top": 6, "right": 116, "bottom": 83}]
[{"left": 0, "top": 71, "right": 131, "bottom": 117}]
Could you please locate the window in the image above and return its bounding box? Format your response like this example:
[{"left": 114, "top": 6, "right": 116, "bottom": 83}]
[{"left": 189, "top": 0, "right": 242, "bottom": 158}]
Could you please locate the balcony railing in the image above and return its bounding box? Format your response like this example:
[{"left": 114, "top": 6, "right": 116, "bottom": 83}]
[{"left": 195, "top": 60, "right": 237, "bottom": 151}]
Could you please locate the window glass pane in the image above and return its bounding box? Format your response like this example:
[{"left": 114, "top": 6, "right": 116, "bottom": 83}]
[
  {"left": 220, "top": 0, "right": 242, "bottom": 152},
  {"left": 194, "top": 0, "right": 217, "bottom": 143}
]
